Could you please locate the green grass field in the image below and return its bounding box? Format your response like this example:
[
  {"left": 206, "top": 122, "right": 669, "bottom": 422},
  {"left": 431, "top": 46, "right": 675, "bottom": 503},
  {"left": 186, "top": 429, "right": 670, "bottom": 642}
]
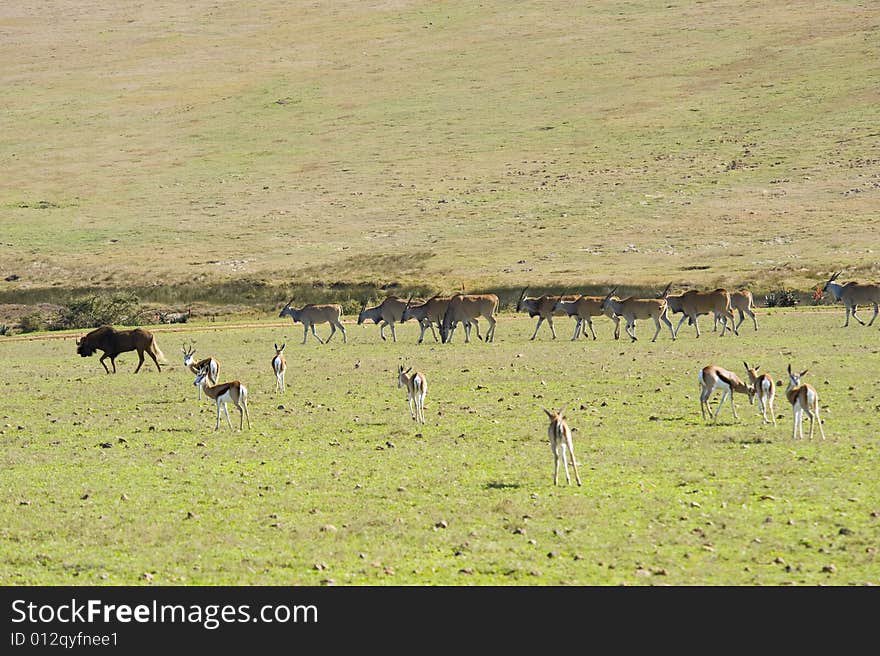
[{"left": 1, "top": 310, "right": 878, "bottom": 585}]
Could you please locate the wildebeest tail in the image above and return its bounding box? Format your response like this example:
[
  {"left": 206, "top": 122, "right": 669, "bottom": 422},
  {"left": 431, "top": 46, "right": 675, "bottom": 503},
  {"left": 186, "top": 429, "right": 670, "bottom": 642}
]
[{"left": 150, "top": 336, "right": 167, "bottom": 364}]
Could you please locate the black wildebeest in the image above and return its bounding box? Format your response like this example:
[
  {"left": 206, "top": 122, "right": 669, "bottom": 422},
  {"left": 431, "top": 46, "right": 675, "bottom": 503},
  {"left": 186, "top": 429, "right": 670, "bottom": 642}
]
[{"left": 76, "top": 325, "right": 166, "bottom": 373}]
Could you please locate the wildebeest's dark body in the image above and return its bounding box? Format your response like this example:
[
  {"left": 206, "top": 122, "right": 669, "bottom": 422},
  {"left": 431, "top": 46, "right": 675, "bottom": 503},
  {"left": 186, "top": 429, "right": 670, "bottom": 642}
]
[{"left": 76, "top": 325, "right": 166, "bottom": 373}]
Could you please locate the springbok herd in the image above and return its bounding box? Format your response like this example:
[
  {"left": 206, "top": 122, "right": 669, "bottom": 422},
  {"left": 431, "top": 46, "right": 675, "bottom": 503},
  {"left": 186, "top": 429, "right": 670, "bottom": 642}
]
[{"left": 74, "top": 272, "right": 877, "bottom": 484}]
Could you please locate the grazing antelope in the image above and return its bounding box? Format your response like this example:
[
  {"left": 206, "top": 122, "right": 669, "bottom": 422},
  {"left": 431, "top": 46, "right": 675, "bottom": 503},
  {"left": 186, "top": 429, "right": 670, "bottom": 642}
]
[
  {"left": 279, "top": 299, "right": 347, "bottom": 344},
  {"left": 664, "top": 288, "right": 737, "bottom": 338},
  {"left": 698, "top": 365, "right": 755, "bottom": 422},
  {"left": 182, "top": 343, "right": 220, "bottom": 400},
  {"left": 552, "top": 294, "right": 621, "bottom": 341},
  {"left": 821, "top": 272, "right": 880, "bottom": 327},
  {"left": 785, "top": 365, "right": 827, "bottom": 440},
  {"left": 193, "top": 365, "right": 251, "bottom": 432},
  {"left": 543, "top": 407, "right": 582, "bottom": 487},
  {"left": 272, "top": 343, "right": 286, "bottom": 394},
  {"left": 357, "top": 296, "right": 409, "bottom": 342},
  {"left": 743, "top": 361, "right": 776, "bottom": 425},
  {"left": 439, "top": 293, "right": 500, "bottom": 343},
  {"left": 714, "top": 290, "right": 757, "bottom": 332},
  {"left": 516, "top": 288, "right": 580, "bottom": 340},
  {"left": 599, "top": 286, "right": 675, "bottom": 342},
  {"left": 397, "top": 365, "right": 428, "bottom": 424},
  {"left": 400, "top": 295, "right": 454, "bottom": 344}
]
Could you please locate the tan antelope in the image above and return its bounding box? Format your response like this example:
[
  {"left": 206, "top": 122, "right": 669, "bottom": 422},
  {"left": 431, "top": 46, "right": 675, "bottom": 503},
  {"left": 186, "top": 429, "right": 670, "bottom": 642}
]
[
  {"left": 357, "top": 296, "right": 409, "bottom": 342},
  {"left": 552, "top": 294, "right": 621, "bottom": 341},
  {"left": 664, "top": 288, "right": 737, "bottom": 338},
  {"left": 785, "top": 365, "right": 827, "bottom": 440},
  {"left": 543, "top": 407, "right": 582, "bottom": 487},
  {"left": 272, "top": 343, "right": 286, "bottom": 394},
  {"left": 182, "top": 343, "right": 220, "bottom": 400},
  {"left": 821, "top": 272, "right": 880, "bottom": 327},
  {"left": 516, "top": 288, "right": 580, "bottom": 340},
  {"left": 714, "top": 289, "right": 757, "bottom": 332},
  {"left": 397, "top": 365, "right": 428, "bottom": 424},
  {"left": 193, "top": 364, "right": 251, "bottom": 432},
  {"left": 599, "top": 286, "right": 675, "bottom": 342},
  {"left": 439, "top": 293, "right": 500, "bottom": 343},
  {"left": 279, "top": 299, "right": 347, "bottom": 344},
  {"left": 698, "top": 365, "right": 755, "bottom": 422},
  {"left": 400, "top": 295, "right": 454, "bottom": 344},
  {"left": 743, "top": 361, "right": 776, "bottom": 425}
]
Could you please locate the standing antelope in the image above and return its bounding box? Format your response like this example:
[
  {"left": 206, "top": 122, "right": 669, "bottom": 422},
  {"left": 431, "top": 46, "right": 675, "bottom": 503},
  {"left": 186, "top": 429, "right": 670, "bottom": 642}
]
[
  {"left": 397, "top": 365, "right": 428, "bottom": 424},
  {"left": 279, "top": 299, "right": 347, "bottom": 344},
  {"left": 543, "top": 407, "right": 582, "bottom": 487},
  {"left": 439, "top": 293, "right": 500, "bottom": 343},
  {"left": 182, "top": 344, "right": 220, "bottom": 400},
  {"left": 698, "top": 365, "right": 755, "bottom": 422},
  {"left": 785, "top": 365, "right": 827, "bottom": 440},
  {"left": 821, "top": 272, "right": 880, "bottom": 327},
  {"left": 664, "top": 288, "right": 737, "bottom": 338},
  {"left": 193, "top": 364, "right": 251, "bottom": 432},
  {"left": 357, "top": 296, "right": 409, "bottom": 342},
  {"left": 516, "top": 288, "right": 580, "bottom": 340},
  {"left": 599, "top": 286, "right": 675, "bottom": 342},
  {"left": 400, "top": 295, "right": 454, "bottom": 344},
  {"left": 714, "top": 289, "right": 757, "bottom": 332},
  {"left": 272, "top": 343, "right": 286, "bottom": 394},
  {"left": 552, "top": 294, "right": 621, "bottom": 341},
  {"left": 743, "top": 361, "right": 776, "bottom": 425}
]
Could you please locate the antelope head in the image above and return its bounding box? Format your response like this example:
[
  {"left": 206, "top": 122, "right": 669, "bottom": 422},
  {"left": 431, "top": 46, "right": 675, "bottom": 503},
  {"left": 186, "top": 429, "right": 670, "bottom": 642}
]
[
  {"left": 600, "top": 287, "right": 618, "bottom": 312},
  {"left": 279, "top": 298, "right": 296, "bottom": 319},
  {"left": 400, "top": 294, "right": 415, "bottom": 323},
  {"left": 357, "top": 300, "right": 368, "bottom": 325},
  {"left": 787, "top": 364, "right": 809, "bottom": 388},
  {"left": 516, "top": 287, "right": 529, "bottom": 312},
  {"left": 821, "top": 271, "right": 842, "bottom": 295}
]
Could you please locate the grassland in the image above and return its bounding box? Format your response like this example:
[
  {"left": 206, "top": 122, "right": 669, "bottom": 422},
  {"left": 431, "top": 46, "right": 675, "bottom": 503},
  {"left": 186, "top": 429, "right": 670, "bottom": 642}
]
[
  {"left": 2, "top": 0, "right": 879, "bottom": 303},
  {"left": 1, "top": 310, "right": 878, "bottom": 585}
]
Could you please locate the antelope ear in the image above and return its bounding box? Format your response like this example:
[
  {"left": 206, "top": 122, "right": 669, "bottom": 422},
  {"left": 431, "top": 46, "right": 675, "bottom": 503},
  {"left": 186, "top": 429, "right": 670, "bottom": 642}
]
[
  {"left": 558, "top": 406, "right": 567, "bottom": 417},
  {"left": 542, "top": 408, "right": 554, "bottom": 419}
]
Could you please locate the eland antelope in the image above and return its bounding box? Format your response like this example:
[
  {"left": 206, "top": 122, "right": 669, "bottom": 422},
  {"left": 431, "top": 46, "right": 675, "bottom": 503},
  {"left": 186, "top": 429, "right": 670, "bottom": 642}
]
[
  {"left": 599, "top": 286, "right": 675, "bottom": 342},
  {"left": 821, "top": 272, "right": 880, "bottom": 327},
  {"left": 439, "top": 293, "right": 499, "bottom": 343},
  {"left": 664, "top": 287, "right": 737, "bottom": 338},
  {"left": 279, "top": 300, "right": 347, "bottom": 344},
  {"left": 516, "top": 288, "right": 580, "bottom": 340},
  {"left": 400, "top": 295, "right": 454, "bottom": 344},
  {"left": 357, "top": 296, "right": 409, "bottom": 342},
  {"left": 552, "top": 294, "right": 621, "bottom": 341}
]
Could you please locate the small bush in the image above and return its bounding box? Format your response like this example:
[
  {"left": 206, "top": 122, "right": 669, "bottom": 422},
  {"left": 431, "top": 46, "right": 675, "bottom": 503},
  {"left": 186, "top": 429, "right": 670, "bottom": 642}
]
[
  {"left": 18, "top": 312, "right": 44, "bottom": 333},
  {"left": 764, "top": 289, "right": 799, "bottom": 308},
  {"left": 0, "top": 324, "right": 9, "bottom": 336},
  {"left": 53, "top": 292, "right": 144, "bottom": 330}
]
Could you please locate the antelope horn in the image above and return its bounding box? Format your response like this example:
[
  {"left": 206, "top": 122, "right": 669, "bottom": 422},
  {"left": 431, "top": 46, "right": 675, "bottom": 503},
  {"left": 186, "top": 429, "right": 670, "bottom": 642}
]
[{"left": 661, "top": 282, "right": 673, "bottom": 298}]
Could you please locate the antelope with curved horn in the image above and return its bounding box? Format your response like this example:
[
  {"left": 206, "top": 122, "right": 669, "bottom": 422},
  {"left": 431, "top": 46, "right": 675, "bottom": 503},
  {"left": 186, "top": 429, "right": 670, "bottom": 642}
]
[
  {"left": 279, "top": 298, "right": 347, "bottom": 344},
  {"left": 698, "top": 365, "right": 755, "bottom": 422},
  {"left": 272, "top": 343, "right": 287, "bottom": 394},
  {"left": 552, "top": 294, "right": 621, "bottom": 341},
  {"left": 439, "top": 293, "right": 500, "bottom": 343},
  {"left": 743, "top": 361, "right": 776, "bottom": 425},
  {"left": 357, "top": 296, "right": 409, "bottom": 342},
  {"left": 599, "top": 285, "right": 675, "bottom": 342},
  {"left": 516, "top": 288, "right": 580, "bottom": 340},
  {"left": 400, "top": 294, "right": 454, "bottom": 344},
  {"left": 785, "top": 365, "right": 827, "bottom": 440},
  {"left": 543, "top": 407, "right": 581, "bottom": 486},
  {"left": 820, "top": 271, "right": 880, "bottom": 327},
  {"left": 182, "top": 343, "right": 220, "bottom": 400},
  {"left": 193, "top": 364, "right": 251, "bottom": 432},
  {"left": 397, "top": 364, "right": 428, "bottom": 424},
  {"left": 664, "top": 287, "right": 737, "bottom": 338}
]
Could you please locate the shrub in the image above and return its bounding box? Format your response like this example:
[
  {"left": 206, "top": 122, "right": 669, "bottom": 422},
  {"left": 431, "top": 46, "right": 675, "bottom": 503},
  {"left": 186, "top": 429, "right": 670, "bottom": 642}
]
[
  {"left": 0, "top": 324, "right": 9, "bottom": 336},
  {"left": 764, "top": 289, "right": 799, "bottom": 308},
  {"left": 18, "top": 312, "right": 44, "bottom": 333},
  {"left": 53, "top": 292, "right": 144, "bottom": 330}
]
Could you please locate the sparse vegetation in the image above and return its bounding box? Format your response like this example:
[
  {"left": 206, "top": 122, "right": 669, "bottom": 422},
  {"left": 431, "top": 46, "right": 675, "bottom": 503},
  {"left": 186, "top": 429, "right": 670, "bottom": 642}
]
[
  {"left": 53, "top": 293, "right": 144, "bottom": 330},
  {"left": 17, "top": 312, "right": 44, "bottom": 334},
  {"left": 764, "top": 289, "right": 800, "bottom": 308}
]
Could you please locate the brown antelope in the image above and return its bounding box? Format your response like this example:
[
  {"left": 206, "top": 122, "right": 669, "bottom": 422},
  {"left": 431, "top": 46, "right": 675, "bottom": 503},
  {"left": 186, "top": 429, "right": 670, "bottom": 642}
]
[
  {"left": 193, "top": 364, "right": 251, "bottom": 432},
  {"left": 785, "top": 365, "right": 827, "bottom": 440},
  {"left": 698, "top": 365, "right": 755, "bottom": 422},
  {"left": 714, "top": 289, "right": 757, "bottom": 332},
  {"left": 439, "top": 293, "right": 499, "bottom": 343},
  {"left": 182, "top": 343, "right": 220, "bottom": 400},
  {"left": 664, "top": 288, "right": 737, "bottom": 338},
  {"left": 400, "top": 295, "right": 454, "bottom": 344},
  {"left": 821, "top": 272, "right": 880, "bottom": 327},
  {"left": 599, "top": 286, "right": 675, "bottom": 342},
  {"left": 397, "top": 365, "right": 428, "bottom": 424},
  {"left": 516, "top": 288, "right": 580, "bottom": 340},
  {"left": 543, "top": 407, "right": 582, "bottom": 486},
  {"left": 279, "top": 299, "right": 347, "bottom": 344},
  {"left": 552, "top": 294, "right": 621, "bottom": 341},
  {"left": 272, "top": 343, "right": 286, "bottom": 394},
  {"left": 357, "top": 296, "right": 408, "bottom": 342},
  {"left": 743, "top": 361, "right": 776, "bottom": 425}
]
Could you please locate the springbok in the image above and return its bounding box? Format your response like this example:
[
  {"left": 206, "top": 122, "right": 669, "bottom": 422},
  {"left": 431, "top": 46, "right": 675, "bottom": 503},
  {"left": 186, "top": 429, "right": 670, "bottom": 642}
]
[
  {"left": 279, "top": 299, "right": 347, "bottom": 344},
  {"left": 543, "top": 407, "right": 582, "bottom": 487},
  {"left": 552, "top": 294, "right": 621, "bottom": 341},
  {"left": 400, "top": 295, "right": 454, "bottom": 344},
  {"left": 714, "top": 290, "right": 757, "bottom": 332},
  {"left": 272, "top": 343, "right": 286, "bottom": 394},
  {"left": 439, "top": 293, "right": 500, "bottom": 343},
  {"left": 357, "top": 296, "right": 409, "bottom": 342},
  {"left": 599, "top": 286, "right": 675, "bottom": 342},
  {"left": 821, "top": 272, "right": 880, "bottom": 327},
  {"left": 194, "top": 364, "right": 251, "bottom": 432},
  {"left": 785, "top": 365, "right": 827, "bottom": 440},
  {"left": 664, "top": 288, "right": 737, "bottom": 338},
  {"left": 698, "top": 365, "right": 755, "bottom": 422},
  {"left": 397, "top": 365, "right": 428, "bottom": 424},
  {"left": 182, "top": 343, "right": 220, "bottom": 400},
  {"left": 516, "top": 288, "right": 580, "bottom": 340},
  {"left": 743, "top": 361, "right": 776, "bottom": 425}
]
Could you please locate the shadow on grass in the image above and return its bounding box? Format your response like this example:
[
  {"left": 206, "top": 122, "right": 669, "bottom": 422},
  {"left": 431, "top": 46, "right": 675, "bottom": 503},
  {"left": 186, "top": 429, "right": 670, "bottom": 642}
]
[{"left": 483, "top": 481, "right": 522, "bottom": 490}]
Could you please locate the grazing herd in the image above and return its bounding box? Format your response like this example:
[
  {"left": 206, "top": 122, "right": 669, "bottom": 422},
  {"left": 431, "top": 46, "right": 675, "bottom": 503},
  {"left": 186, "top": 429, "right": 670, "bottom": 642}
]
[{"left": 71, "top": 272, "right": 880, "bottom": 484}]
